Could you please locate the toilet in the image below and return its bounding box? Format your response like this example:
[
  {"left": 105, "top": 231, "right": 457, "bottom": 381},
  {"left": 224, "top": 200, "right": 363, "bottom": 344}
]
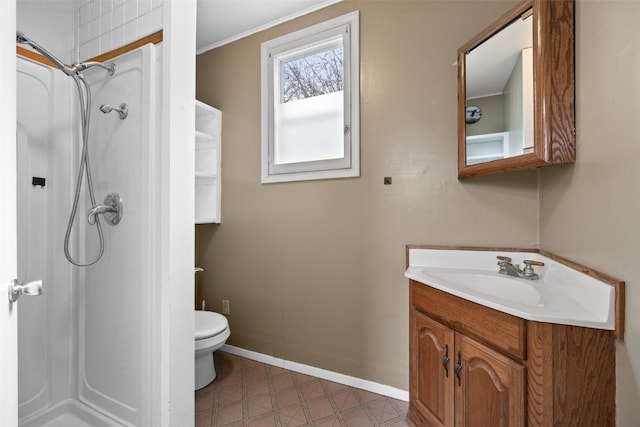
[{"left": 194, "top": 310, "right": 231, "bottom": 390}]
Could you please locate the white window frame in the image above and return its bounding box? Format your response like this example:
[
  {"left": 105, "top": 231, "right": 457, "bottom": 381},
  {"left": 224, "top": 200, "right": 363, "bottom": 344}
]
[{"left": 261, "top": 11, "right": 360, "bottom": 183}]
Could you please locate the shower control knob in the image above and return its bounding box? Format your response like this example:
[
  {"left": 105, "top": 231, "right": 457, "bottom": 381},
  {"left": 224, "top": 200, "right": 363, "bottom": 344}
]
[{"left": 7, "top": 279, "right": 43, "bottom": 303}]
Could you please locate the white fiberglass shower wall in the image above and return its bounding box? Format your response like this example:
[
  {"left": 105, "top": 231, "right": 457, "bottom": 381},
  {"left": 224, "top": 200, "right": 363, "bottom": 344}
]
[{"left": 17, "top": 43, "right": 161, "bottom": 426}]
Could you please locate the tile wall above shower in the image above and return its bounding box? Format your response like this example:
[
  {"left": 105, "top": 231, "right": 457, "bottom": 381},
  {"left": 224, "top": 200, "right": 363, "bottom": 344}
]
[
  {"left": 17, "top": 0, "right": 76, "bottom": 64},
  {"left": 75, "top": 0, "right": 163, "bottom": 61}
]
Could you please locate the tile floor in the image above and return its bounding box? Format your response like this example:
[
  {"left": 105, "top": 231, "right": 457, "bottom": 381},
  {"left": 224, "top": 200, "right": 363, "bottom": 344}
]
[{"left": 195, "top": 351, "right": 411, "bottom": 427}]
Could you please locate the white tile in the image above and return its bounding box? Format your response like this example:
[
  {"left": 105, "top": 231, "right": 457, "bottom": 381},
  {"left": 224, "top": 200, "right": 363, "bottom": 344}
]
[
  {"left": 89, "top": 17, "right": 101, "bottom": 40},
  {"left": 79, "top": 43, "right": 89, "bottom": 61},
  {"left": 100, "top": 32, "right": 112, "bottom": 53},
  {"left": 124, "top": 0, "right": 138, "bottom": 23},
  {"left": 111, "top": 25, "right": 125, "bottom": 49},
  {"left": 73, "top": 44, "right": 80, "bottom": 64},
  {"left": 74, "top": 8, "right": 80, "bottom": 31},
  {"left": 101, "top": 0, "right": 114, "bottom": 13},
  {"left": 101, "top": 10, "right": 113, "bottom": 34},
  {"left": 150, "top": 6, "right": 162, "bottom": 32},
  {"left": 113, "top": 4, "right": 125, "bottom": 27},
  {"left": 114, "top": 0, "right": 124, "bottom": 8},
  {"left": 67, "top": 47, "right": 76, "bottom": 64},
  {"left": 124, "top": 19, "right": 138, "bottom": 45},
  {"left": 90, "top": 0, "right": 101, "bottom": 21},
  {"left": 138, "top": 0, "right": 151, "bottom": 15},
  {"left": 151, "top": 0, "right": 161, "bottom": 10},
  {"left": 88, "top": 37, "right": 101, "bottom": 58},
  {"left": 79, "top": 3, "right": 91, "bottom": 26},
  {"left": 79, "top": 23, "right": 90, "bottom": 45},
  {"left": 138, "top": 11, "right": 151, "bottom": 38}
]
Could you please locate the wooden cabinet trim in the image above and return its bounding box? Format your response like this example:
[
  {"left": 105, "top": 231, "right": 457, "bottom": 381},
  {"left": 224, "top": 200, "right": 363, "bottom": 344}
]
[{"left": 526, "top": 321, "right": 615, "bottom": 426}]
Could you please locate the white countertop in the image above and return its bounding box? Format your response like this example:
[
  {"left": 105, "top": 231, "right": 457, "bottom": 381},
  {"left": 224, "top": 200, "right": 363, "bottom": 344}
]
[{"left": 405, "top": 248, "right": 615, "bottom": 330}]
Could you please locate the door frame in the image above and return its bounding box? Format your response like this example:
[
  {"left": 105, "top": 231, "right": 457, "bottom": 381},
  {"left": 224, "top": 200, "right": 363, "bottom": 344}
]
[{"left": 0, "top": 1, "right": 19, "bottom": 425}]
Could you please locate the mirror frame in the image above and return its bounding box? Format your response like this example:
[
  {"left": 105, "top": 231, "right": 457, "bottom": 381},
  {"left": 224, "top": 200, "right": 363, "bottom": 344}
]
[{"left": 458, "top": 0, "right": 575, "bottom": 179}]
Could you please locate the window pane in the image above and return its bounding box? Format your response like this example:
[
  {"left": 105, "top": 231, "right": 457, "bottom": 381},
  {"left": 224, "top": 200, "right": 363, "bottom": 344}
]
[
  {"left": 281, "top": 45, "right": 343, "bottom": 103},
  {"left": 261, "top": 11, "right": 359, "bottom": 183},
  {"left": 274, "top": 91, "right": 344, "bottom": 165}
]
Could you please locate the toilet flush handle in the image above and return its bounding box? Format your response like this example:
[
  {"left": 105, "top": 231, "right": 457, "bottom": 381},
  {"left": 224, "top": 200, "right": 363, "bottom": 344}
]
[{"left": 194, "top": 267, "right": 203, "bottom": 274}]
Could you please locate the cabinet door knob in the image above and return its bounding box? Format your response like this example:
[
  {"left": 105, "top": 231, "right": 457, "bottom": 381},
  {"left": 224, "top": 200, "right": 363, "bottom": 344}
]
[
  {"left": 442, "top": 344, "right": 450, "bottom": 377},
  {"left": 454, "top": 352, "right": 463, "bottom": 386}
]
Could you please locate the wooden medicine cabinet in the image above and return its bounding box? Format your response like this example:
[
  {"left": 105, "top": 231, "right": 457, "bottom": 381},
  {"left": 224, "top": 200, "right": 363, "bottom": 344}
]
[{"left": 458, "top": 0, "right": 575, "bottom": 179}]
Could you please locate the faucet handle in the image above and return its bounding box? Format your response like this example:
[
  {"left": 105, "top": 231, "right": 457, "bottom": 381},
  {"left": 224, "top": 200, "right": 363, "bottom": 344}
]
[
  {"left": 523, "top": 260, "right": 544, "bottom": 267},
  {"left": 497, "top": 255, "right": 512, "bottom": 263},
  {"left": 522, "top": 260, "right": 544, "bottom": 279}
]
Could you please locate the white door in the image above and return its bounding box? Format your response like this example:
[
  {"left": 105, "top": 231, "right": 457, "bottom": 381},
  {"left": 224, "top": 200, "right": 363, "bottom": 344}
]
[{"left": 1, "top": 1, "right": 19, "bottom": 426}]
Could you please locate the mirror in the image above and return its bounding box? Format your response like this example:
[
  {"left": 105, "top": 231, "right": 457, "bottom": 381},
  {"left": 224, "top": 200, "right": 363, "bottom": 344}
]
[
  {"left": 465, "top": 11, "right": 533, "bottom": 165},
  {"left": 458, "top": 0, "right": 575, "bottom": 179}
]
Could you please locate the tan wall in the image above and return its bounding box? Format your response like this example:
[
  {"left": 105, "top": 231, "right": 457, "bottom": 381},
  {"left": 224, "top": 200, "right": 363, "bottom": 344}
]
[
  {"left": 539, "top": 1, "right": 640, "bottom": 424},
  {"left": 195, "top": 0, "right": 541, "bottom": 391}
]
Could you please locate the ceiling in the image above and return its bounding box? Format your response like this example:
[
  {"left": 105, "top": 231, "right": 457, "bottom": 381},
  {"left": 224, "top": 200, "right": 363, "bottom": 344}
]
[
  {"left": 196, "top": 0, "right": 342, "bottom": 54},
  {"left": 465, "top": 14, "right": 532, "bottom": 99}
]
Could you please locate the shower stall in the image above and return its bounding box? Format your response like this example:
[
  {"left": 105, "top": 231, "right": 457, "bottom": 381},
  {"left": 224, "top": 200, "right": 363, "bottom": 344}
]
[{"left": 16, "top": 41, "right": 163, "bottom": 426}]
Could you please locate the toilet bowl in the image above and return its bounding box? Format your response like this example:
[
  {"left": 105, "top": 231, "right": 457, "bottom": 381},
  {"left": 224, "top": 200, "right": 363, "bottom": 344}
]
[{"left": 195, "top": 310, "right": 231, "bottom": 390}]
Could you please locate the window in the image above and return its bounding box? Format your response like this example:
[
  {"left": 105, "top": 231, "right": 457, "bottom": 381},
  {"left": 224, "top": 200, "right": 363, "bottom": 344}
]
[{"left": 261, "top": 11, "right": 359, "bottom": 183}]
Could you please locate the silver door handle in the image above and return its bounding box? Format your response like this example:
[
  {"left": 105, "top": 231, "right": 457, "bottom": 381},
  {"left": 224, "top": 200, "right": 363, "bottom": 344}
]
[{"left": 8, "top": 279, "right": 43, "bottom": 303}]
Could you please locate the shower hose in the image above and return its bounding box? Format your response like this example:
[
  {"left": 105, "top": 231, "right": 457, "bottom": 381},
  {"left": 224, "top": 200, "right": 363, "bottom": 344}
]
[{"left": 63, "top": 73, "right": 105, "bottom": 266}]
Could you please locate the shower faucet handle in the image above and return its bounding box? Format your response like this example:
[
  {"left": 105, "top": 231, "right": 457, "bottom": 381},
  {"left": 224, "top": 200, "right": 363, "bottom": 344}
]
[
  {"left": 8, "top": 279, "right": 43, "bottom": 303},
  {"left": 88, "top": 192, "right": 124, "bottom": 226}
]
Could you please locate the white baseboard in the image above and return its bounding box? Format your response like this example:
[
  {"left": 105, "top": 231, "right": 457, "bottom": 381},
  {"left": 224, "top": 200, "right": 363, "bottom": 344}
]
[{"left": 220, "top": 344, "right": 409, "bottom": 402}]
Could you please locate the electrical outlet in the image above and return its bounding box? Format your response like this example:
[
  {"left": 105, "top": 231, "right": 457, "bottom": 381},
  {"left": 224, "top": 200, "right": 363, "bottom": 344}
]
[{"left": 222, "top": 299, "right": 230, "bottom": 315}]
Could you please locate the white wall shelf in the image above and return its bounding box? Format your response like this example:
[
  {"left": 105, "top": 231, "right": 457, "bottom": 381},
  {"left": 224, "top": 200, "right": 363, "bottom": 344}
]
[
  {"left": 466, "top": 132, "right": 509, "bottom": 166},
  {"left": 195, "top": 100, "right": 221, "bottom": 223}
]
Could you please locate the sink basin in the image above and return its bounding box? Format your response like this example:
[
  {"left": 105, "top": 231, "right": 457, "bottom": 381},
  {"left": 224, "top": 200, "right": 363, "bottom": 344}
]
[
  {"left": 423, "top": 269, "right": 542, "bottom": 306},
  {"left": 405, "top": 248, "right": 619, "bottom": 331}
]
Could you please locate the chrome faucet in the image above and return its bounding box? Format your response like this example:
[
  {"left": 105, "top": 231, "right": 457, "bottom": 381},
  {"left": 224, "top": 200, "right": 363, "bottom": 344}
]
[
  {"left": 99, "top": 103, "right": 128, "bottom": 119},
  {"left": 497, "top": 256, "right": 544, "bottom": 280}
]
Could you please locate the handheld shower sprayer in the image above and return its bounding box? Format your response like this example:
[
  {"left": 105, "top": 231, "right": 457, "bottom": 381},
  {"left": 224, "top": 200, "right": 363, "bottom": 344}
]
[
  {"left": 16, "top": 29, "right": 116, "bottom": 77},
  {"left": 16, "top": 30, "right": 28, "bottom": 44},
  {"left": 17, "top": 29, "right": 121, "bottom": 266},
  {"left": 100, "top": 103, "right": 128, "bottom": 120},
  {"left": 17, "top": 29, "right": 73, "bottom": 74}
]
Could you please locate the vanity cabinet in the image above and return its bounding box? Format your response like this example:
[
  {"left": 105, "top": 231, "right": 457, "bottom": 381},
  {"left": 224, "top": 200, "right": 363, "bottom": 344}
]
[
  {"left": 409, "top": 280, "right": 616, "bottom": 427},
  {"left": 195, "top": 100, "right": 221, "bottom": 223},
  {"left": 411, "top": 313, "right": 525, "bottom": 426}
]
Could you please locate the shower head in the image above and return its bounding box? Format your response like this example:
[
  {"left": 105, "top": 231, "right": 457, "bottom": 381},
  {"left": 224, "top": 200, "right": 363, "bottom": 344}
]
[
  {"left": 16, "top": 29, "right": 74, "bottom": 75},
  {"left": 16, "top": 30, "right": 28, "bottom": 44},
  {"left": 100, "top": 103, "right": 128, "bottom": 120}
]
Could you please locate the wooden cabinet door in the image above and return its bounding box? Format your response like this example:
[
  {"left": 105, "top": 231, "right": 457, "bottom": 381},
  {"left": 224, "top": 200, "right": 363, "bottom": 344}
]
[
  {"left": 454, "top": 334, "right": 525, "bottom": 427},
  {"left": 410, "top": 311, "right": 455, "bottom": 427}
]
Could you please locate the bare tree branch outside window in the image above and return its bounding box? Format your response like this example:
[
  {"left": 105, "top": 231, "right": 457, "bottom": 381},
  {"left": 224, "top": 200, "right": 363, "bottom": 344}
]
[{"left": 281, "top": 46, "right": 343, "bottom": 103}]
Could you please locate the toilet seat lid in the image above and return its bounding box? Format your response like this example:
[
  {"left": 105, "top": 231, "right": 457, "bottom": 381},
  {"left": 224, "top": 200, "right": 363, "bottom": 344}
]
[{"left": 195, "top": 311, "right": 228, "bottom": 340}]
